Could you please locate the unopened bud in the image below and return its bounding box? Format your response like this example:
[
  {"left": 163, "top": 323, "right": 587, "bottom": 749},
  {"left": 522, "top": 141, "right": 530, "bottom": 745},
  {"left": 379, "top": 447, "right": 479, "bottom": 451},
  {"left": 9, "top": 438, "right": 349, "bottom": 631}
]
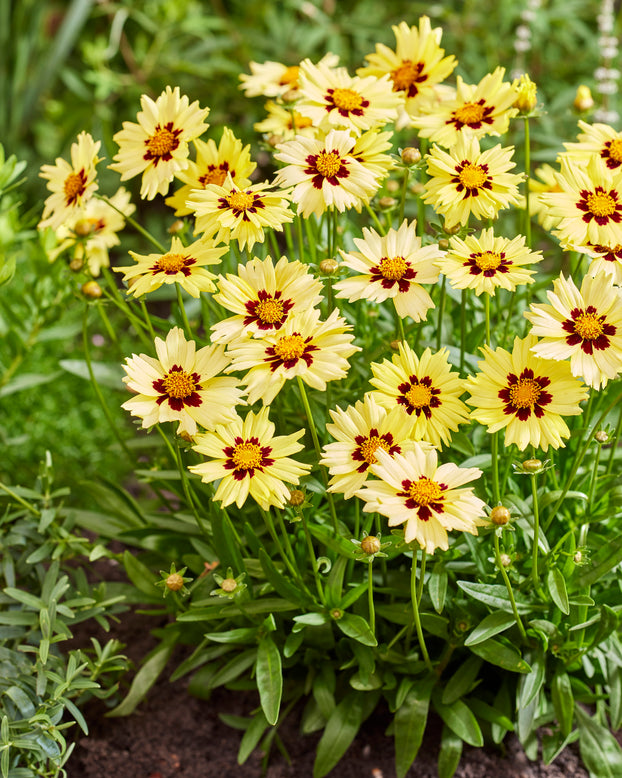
[
  {"left": 319, "top": 258, "right": 339, "bottom": 275},
  {"left": 513, "top": 74, "right": 538, "bottom": 114},
  {"left": 574, "top": 85, "right": 594, "bottom": 112},
  {"left": 81, "top": 281, "right": 102, "bottom": 299},
  {"left": 401, "top": 146, "right": 421, "bottom": 165},
  {"left": 168, "top": 219, "right": 185, "bottom": 234},
  {"left": 361, "top": 535, "right": 381, "bottom": 555},
  {"left": 330, "top": 608, "right": 343, "bottom": 621},
  {"left": 386, "top": 179, "right": 400, "bottom": 194},
  {"left": 221, "top": 578, "right": 237, "bottom": 593},
  {"left": 573, "top": 551, "right": 583, "bottom": 564},
  {"left": 456, "top": 620, "right": 469, "bottom": 632},
  {"left": 443, "top": 220, "right": 462, "bottom": 235},
  {"left": 378, "top": 196, "right": 396, "bottom": 209},
  {"left": 595, "top": 430, "right": 609, "bottom": 444},
  {"left": 490, "top": 505, "right": 511, "bottom": 526},
  {"left": 523, "top": 458, "right": 542, "bottom": 472},
  {"left": 282, "top": 88, "right": 299, "bottom": 103},
  {"left": 390, "top": 339, "right": 402, "bottom": 350},
  {"left": 410, "top": 182, "right": 426, "bottom": 196},
  {"left": 166, "top": 573, "right": 184, "bottom": 591},
  {"left": 74, "top": 218, "right": 96, "bottom": 237},
  {"left": 500, "top": 553, "right": 512, "bottom": 568},
  {"left": 288, "top": 489, "right": 305, "bottom": 506},
  {"left": 438, "top": 238, "right": 450, "bottom": 251},
  {"left": 266, "top": 134, "right": 282, "bottom": 148},
  {"left": 69, "top": 256, "right": 84, "bottom": 272}
]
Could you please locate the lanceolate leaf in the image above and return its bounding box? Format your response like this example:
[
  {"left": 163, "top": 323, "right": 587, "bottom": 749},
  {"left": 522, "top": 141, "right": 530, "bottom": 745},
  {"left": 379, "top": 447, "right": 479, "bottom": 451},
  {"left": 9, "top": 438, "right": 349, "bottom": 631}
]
[
  {"left": 394, "top": 678, "right": 434, "bottom": 778},
  {"left": 433, "top": 695, "right": 483, "bottom": 748},
  {"left": 457, "top": 581, "right": 530, "bottom": 613},
  {"left": 464, "top": 610, "right": 516, "bottom": 646},
  {"left": 576, "top": 536, "right": 622, "bottom": 587},
  {"left": 468, "top": 638, "right": 531, "bottom": 674},
  {"left": 575, "top": 704, "right": 622, "bottom": 778},
  {"left": 313, "top": 693, "right": 364, "bottom": 778},
  {"left": 547, "top": 567, "right": 569, "bottom": 614},
  {"left": 256, "top": 635, "right": 282, "bottom": 726},
  {"left": 335, "top": 612, "right": 377, "bottom": 646},
  {"left": 438, "top": 723, "right": 463, "bottom": 778}
]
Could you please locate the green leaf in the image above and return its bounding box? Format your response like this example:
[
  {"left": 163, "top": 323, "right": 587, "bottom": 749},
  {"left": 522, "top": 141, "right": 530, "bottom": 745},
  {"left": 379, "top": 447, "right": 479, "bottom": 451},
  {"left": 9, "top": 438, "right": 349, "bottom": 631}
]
[
  {"left": 547, "top": 567, "right": 569, "bottom": 614},
  {"left": 469, "top": 638, "right": 531, "bottom": 674},
  {"left": 434, "top": 695, "right": 483, "bottom": 748},
  {"left": 0, "top": 372, "right": 59, "bottom": 398},
  {"left": 575, "top": 704, "right": 622, "bottom": 778},
  {"left": 467, "top": 698, "right": 514, "bottom": 732},
  {"left": 238, "top": 711, "right": 269, "bottom": 765},
  {"left": 313, "top": 693, "right": 364, "bottom": 778},
  {"left": 210, "top": 509, "right": 245, "bottom": 575},
  {"left": 204, "top": 627, "right": 258, "bottom": 645},
  {"left": 576, "top": 536, "right": 622, "bottom": 587},
  {"left": 438, "top": 723, "right": 463, "bottom": 778},
  {"left": 552, "top": 672, "right": 574, "bottom": 738},
  {"left": 59, "top": 358, "right": 124, "bottom": 389},
  {"left": 464, "top": 611, "right": 517, "bottom": 646},
  {"left": 307, "top": 523, "right": 359, "bottom": 559},
  {"left": 335, "top": 613, "right": 377, "bottom": 646},
  {"left": 107, "top": 640, "right": 174, "bottom": 717},
  {"left": 256, "top": 635, "right": 282, "bottom": 726},
  {"left": 608, "top": 659, "right": 622, "bottom": 731},
  {"left": 122, "top": 551, "right": 158, "bottom": 598},
  {"left": 258, "top": 548, "right": 311, "bottom": 606},
  {"left": 394, "top": 679, "right": 434, "bottom": 778},
  {"left": 442, "top": 655, "right": 482, "bottom": 705},
  {"left": 4, "top": 686, "right": 35, "bottom": 719},
  {"left": 429, "top": 564, "right": 448, "bottom": 614},
  {"left": 457, "top": 581, "right": 530, "bottom": 613},
  {"left": 517, "top": 651, "right": 545, "bottom": 709}
]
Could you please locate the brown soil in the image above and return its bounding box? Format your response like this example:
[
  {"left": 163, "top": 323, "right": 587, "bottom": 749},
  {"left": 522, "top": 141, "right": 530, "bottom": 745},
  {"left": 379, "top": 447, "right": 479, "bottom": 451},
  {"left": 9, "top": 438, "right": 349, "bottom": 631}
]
[{"left": 65, "top": 594, "right": 589, "bottom": 778}]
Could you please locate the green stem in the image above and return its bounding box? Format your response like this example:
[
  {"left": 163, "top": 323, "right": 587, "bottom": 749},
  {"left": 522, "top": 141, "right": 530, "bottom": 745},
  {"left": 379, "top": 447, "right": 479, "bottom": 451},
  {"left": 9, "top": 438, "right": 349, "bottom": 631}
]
[
  {"left": 95, "top": 301, "right": 118, "bottom": 345},
  {"left": 484, "top": 293, "right": 492, "bottom": 347},
  {"left": 176, "top": 283, "right": 192, "bottom": 338},
  {"left": 300, "top": 509, "right": 325, "bottom": 602},
  {"left": 96, "top": 194, "right": 166, "bottom": 252},
  {"left": 0, "top": 482, "right": 41, "bottom": 516},
  {"left": 417, "top": 548, "right": 427, "bottom": 606},
  {"left": 435, "top": 276, "right": 446, "bottom": 351},
  {"left": 364, "top": 202, "right": 386, "bottom": 236},
  {"left": 410, "top": 550, "right": 434, "bottom": 673},
  {"left": 523, "top": 117, "right": 532, "bottom": 251},
  {"left": 396, "top": 314, "right": 406, "bottom": 344},
  {"left": 139, "top": 298, "right": 156, "bottom": 341},
  {"left": 607, "top": 402, "right": 622, "bottom": 475},
  {"left": 491, "top": 432, "right": 500, "bottom": 504},
  {"left": 460, "top": 289, "right": 466, "bottom": 374},
  {"left": 531, "top": 472, "right": 541, "bottom": 591},
  {"left": 367, "top": 561, "right": 376, "bottom": 635},
  {"left": 494, "top": 532, "right": 528, "bottom": 643},
  {"left": 398, "top": 167, "right": 409, "bottom": 224},
  {"left": 586, "top": 442, "right": 601, "bottom": 515}
]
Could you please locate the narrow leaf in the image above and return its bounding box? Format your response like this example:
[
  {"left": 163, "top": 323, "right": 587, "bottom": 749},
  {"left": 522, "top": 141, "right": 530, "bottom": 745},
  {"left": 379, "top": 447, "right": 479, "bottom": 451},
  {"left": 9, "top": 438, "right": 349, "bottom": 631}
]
[
  {"left": 438, "top": 723, "right": 463, "bottom": 778},
  {"left": 469, "top": 638, "right": 531, "bottom": 674},
  {"left": 464, "top": 610, "right": 516, "bottom": 646},
  {"left": 256, "top": 635, "right": 282, "bottom": 726},
  {"left": 313, "top": 693, "right": 364, "bottom": 778},
  {"left": 394, "top": 679, "right": 434, "bottom": 778},
  {"left": 547, "top": 568, "right": 569, "bottom": 614}
]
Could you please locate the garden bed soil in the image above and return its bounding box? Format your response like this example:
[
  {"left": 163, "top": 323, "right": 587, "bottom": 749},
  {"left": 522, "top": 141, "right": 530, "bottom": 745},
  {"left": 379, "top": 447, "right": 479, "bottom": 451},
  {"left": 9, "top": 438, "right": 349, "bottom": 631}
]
[{"left": 66, "top": 593, "right": 590, "bottom": 778}]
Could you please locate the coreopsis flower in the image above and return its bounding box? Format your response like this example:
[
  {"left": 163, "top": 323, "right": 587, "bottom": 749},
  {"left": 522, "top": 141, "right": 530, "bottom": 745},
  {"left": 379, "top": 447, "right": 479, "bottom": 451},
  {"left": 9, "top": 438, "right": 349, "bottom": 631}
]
[
  {"left": 356, "top": 445, "right": 486, "bottom": 554},
  {"left": 524, "top": 273, "right": 622, "bottom": 389},
  {"left": 358, "top": 17, "right": 457, "bottom": 119},
  {"left": 188, "top": 407, "right": 311, "bottom": 510},
  {"left": 115, "top": 236, "right": 225, "bottom": 298},
  {"left": 121, "top": 327, "right": 245, "bottom": 437},
  {"left": 211, "top": 254, "right": 323, "bottom": 344},
  {"left": 186, "top": 179, "right": 293, "bottom": 251},
  {"left": 466, "top": 334, "right": 588, "bottom": 451},
  {"left": 512, "top": 73, "right": 538, "bottom": 115},
  {"left": 39, "top": 131, "right": 101, "bottom": 230},
  {"left": 165, "top": 128, "right": 255, "bottom": 216},
  {"left": 254, "top": 101, "right": 317, "bottom": 141},
  {"left": 320, "top": 395, "right": 424, "bottom": 499},
  {"left": 422, "top": 135, "right": 523, "bottom": 228},
  {"left": 48, "top": 187, "right": 135, "bottom": 276},
  {"left": 539, "top": 156, "right": 622, "bottom": 247},
  {"left": 226, "top": 307, "right": 360, "bottom": 406},
  {"left": 440, "top": 228, "right": 542, "bottom": 296},
  {"left": 351, "top": 129, "right": 396, "bottom": 181},
  {"left": 334, "top": 220, "right": 441, "bottom": 320},
  {"left": 411, "top": 67, "right": 519, "bottom": 147},
  {"left": 239, "top": 54, "right": 339, "bottom": 100},
  {"left": 296, "top": 59, "right": 402, "bottom": 135},
  {"left": 562, "top": 121, "right": 622, "bottom": 172},
  {"left": 273, "top": 129, "right": 382, "bottom": 218},
  {"left": 369, "top": 343, "right": 470, "bottom": 448},
  {"left": 529, "top": 164, "right": 564, "bottom": 231},
  {"left": 583, "top": 240, "right": 622, "bottom": 284},
  {"left": 574, "top": 85, "right": 595, "bottom": 113},
  {"left": 109, "top": 86, "right": 210, "bottom": 200}
]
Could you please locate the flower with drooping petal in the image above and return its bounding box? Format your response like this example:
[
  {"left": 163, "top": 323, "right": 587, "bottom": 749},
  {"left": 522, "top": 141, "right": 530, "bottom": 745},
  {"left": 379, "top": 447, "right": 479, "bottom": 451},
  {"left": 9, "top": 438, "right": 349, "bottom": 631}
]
[
  {"left": 274, "top": 129, "right": 382, "bottom": 218},
  {"left": 121, "top": 327, "right": 245, "bottom": 437},
  {"left": 239, "top": 53, "right": 340, "bottom": 100},
  {"left": 369, "top": 343, "right": 470, "bottom": 448},
  {"left": 165, "top": 128, "right": 255, "bottom": 216},
  {"left": 109, "top": 86, "right": 210, "bottom": 200},
  {"left": 356, "top": 445, "right": 487, "bottom": 554},
  {"left": 562, "top": 120, "right": 622, "bottom": 172},
  {"left": 528, "top": 164, "right": 564, "bottom": 231},
  {"left": 423, "top": 135, "right": 523, "bottom": 228},
  {"left": 254, "top": 101, "right": 317, "bottom": 141},
  {"left": 358, "top": 17, "right": 457, "bottom": 119},
  {"left": 351, "top": 129, "right": 396, "bottom": 184},
  {"left": 189, "top": 407, "right": 311, "bottom": 510},
  {"left": 226, "top": 308, "right": 360, "bottom": 406},
  {"left": 411, "top": 67, "right": 519, "bottom": 147},
  {"left": 296, "top": 58, "right": 402, "bottom": 135},
  {"left": 211, "top": 255, "right": 323, "bottom": 344},
  {"left": 186, "top": 178, "right": 293, "bottom": 251},
  {"left": 334, "top": 220, "right": 441, "bottom": 320},
  {"left": 466, "top": 334, "right": 588, "bottom": 452},
  {"left": 525, "top": 273, "right": 622, "bottom": 389},
  {"left": 115, "top": 236, "right": 225, "bottom": 298},
  {"left": 539, "top": 155, "right": 622, "bottom": 248},
  {"left": 440, "top": 228, "right": 541, "bottom": 296},
  {"left": 583, "top": 240, "right": 622, "bottom": 284},
  {"left": 39, "top": 132, "right": 101, "bottom": 230},
  {"left": 320, "top": 395, "right": 426, "bottom": 499}
]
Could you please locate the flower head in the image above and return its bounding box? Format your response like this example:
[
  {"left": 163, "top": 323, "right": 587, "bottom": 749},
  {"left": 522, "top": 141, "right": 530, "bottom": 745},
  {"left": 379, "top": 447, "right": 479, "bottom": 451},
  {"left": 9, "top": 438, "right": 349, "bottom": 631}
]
[
  {"left": 226, "top": 308, "right": 360, "bottom": 406},
  {"left": 356, "top": 444, "right": 486, "bottom": 554},
  {"left": 583, "top": 240, "right": 622, "bottom": 284},
  {"left": 254, "top": 101, "right": 317, "bottom": 141},
  {"left": 39, "top": 132, "right": 101, "bottom": 230},
  {"left": 512, "top": 73, "right": 538, "bottom": 115},
  {"left": 116, "top": 236, "right": 225, "bottom": 298},
  {"left": 529, "top": 164, "right": 564, "bottom": 231},
  {"left": 165, "top": 128, "right": 255, "bottom": 216},
  {"left": 525, "top": 272, "right": 622, "bottom": 389},
  {"left": 121, "top": 327, "right": 245, "bottom": 437},
  {"left": 109, "top": 86, "right": 210, "bottom": 200},
  {"left": 563, "top": 121, "right": 622, "bottom": 172},
  {"left": 211, "top": 255, "right": 323, "bottom": 344},
  {"left": 440, "top": 227, "right": 541, "bottom": 296},
  {"left": 189, "top": 407, "right": 311, "bottom": 510},
  {"left": 334, "top": 220, "right": 441, "bottom": 320},
  {"left": 412, "top": 67, "right": 519, "bottom": 147},
  {"left": 466, "top": 334, "right": 588, "bottom": 451},
  {"left": 423, "top": 135, "right": 523, "bottom": 228},
  {"left": 187, "top": 179, "right": 293, "bottom": 251},
  {"left": 369, "top": 343, "right": 470, "bottom": 448}
]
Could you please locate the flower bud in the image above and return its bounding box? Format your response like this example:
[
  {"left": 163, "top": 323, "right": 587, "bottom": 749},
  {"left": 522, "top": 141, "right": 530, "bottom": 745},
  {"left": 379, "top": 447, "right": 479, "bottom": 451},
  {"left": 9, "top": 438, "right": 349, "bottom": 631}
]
[
  {"left": 330, "top": 608, "right": 343, "bottom": 621},
  {"left": 74, "top": 218, "right": 96, "bottom": 237},
  {"left": 361, "top": 535, "right": 381, "bottom": 555},
  {"left": 500, "top": 553, "right": 512, "bottom": 568},
  {"left": 443, "top": 220, "right": 462, "bottom": 235},
  {"left": 410, "top": 182, "right": 426, "bottom": 196},
  {"left": 490, "top": 505, "right": 511, "bottom": 526},
  {"left": 168, "top": 219, "right": 185, "bottom": 234},
  {"left": 221, "top": 577, "right": 237, "bottom": 593},
  {"left": 81, "top": 281, "right": 102, "bottom": 299},
  {"left": 390, "top": 339, "right": 402, "bottom": 351},
  {"left": 282, "top": 88, "right": 299, "bottom": 103},
  {"left": 513, "top": 74, "right": 538, "bottom": 114},
  {"left": 595, "top": 430, "right": 609, "bottom": 444},
  {"left": 378, "top": 196, "right": 396, "bottom": 209},
  {"left": 574, "top": 85, "right": 594, "bottom": 112},
  {"left": 438, "top": 238, "right": 450, "bottom": 251},
  {"left": 69, "top": 256, "right": 84, "bottom": 272},
  {"left": 266, "top": 134, "right": 282, "bottom": 148},
  {"left": 288, "top": 489, "right": 305, "bottom": 506},
  {"left": 386, "top": 179, "right": 400, "bottom": 194},
  {"left": 319, "top": 258, "right": 339, "bottom": 275},
  {"left": 523, "top": 458, "right": 542, "bottom": 472},
  {"left": 166, "top": 573, "right": 184, "bottom": 591},
  {"left": 401, "top": 146, "right": 421, "bottom": 165},
  {"left": 573, "top": 551, "right": 583, "bottom": 564}
]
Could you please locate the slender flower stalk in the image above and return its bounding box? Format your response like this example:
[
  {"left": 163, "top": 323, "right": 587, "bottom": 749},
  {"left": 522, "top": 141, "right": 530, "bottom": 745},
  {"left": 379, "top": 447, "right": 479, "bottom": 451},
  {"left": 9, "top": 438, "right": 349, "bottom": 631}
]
[
  {"left": 411, "top": 551, "right": 434, "bottom": 673},
  {"left": 530, "top": 471, "right": 542, "bottom": 592},
  {"left": 493, "top": 532, "right": 528, "bottom": 642}
]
